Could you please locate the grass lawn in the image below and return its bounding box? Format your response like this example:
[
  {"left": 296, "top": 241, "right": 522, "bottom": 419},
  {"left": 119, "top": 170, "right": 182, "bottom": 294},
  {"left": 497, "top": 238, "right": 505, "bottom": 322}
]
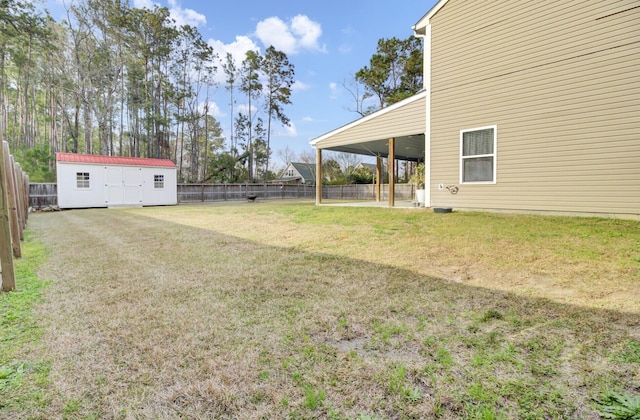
[{"left": 1, "top": 200, "right": 639, "bottom": 418}]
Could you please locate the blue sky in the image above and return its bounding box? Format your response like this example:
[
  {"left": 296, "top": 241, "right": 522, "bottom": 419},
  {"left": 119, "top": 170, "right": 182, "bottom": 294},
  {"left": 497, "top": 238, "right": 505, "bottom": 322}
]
[{"left": 43, "top": 0, "right": 438, "bottom": 166}]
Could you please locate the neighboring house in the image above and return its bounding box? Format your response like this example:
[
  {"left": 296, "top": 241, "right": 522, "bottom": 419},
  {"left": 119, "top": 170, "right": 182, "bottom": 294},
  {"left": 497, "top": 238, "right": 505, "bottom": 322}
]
[
  {"left": 354, "top": 162, "right": 378, "bottom": 175},
  {"left": 275, "top": 162, "right": 316, "bottom": 185},
  {"left": 56, "top": 153, "right": 177, "bottom": 209},
  {"left": 354, "top": 161, "right": 389, "bottom": 183},
  {"left": 311, "top": 1, "right": 639, "bottom": 218}
]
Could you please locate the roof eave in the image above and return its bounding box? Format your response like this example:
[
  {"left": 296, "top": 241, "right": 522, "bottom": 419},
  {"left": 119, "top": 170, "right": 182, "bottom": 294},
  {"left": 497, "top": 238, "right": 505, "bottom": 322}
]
[
  {"left": 309, "top": 90, "right": 427, "bottom": 147},
  {"left": 413, "top": 0, "right": 450, "bottom": 33}
]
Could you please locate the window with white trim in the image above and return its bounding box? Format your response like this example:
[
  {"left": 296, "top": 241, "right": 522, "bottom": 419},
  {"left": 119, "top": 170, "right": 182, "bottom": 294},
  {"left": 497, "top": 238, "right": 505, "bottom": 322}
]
[
  {"left": 154, "top": 174, "right": 164, "bottom": 189},
  {"left": 76, "top": 172, "right": 90, "bottom": 188},
  {"left": 460, "top": 125, "right": 496, "bottom": 183}
]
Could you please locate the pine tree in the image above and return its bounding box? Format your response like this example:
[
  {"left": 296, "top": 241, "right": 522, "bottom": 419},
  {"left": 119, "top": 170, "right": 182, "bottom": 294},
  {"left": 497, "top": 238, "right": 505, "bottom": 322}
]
[{"left": 262, "top": 46, "right": 294, "bottom": 181}]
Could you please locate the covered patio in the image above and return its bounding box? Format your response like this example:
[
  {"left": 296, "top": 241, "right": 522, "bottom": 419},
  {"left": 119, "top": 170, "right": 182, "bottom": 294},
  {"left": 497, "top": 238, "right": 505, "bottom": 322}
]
[{"left": 310, "top": 91, "right": 427, "bottom": 208}]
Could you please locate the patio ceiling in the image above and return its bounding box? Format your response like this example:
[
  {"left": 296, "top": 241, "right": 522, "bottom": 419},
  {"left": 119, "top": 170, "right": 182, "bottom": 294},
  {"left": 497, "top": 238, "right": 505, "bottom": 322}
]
[{"left": 310, "top": 90, "right": 426, "bottom": 162}]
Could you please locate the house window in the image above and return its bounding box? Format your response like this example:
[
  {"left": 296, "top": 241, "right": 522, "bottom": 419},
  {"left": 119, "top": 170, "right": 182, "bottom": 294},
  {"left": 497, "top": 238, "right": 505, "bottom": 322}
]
[
  {"left": 76, "top": 172, "right": 90, "bottom": 188},
  {"left": 154, "top": 174, "right": 164, "bottom": 189},
  {"left": 460, "top": 125, "right": 496, "bottom": 183},
  {"left": 286, "top": 169, "right": 294, "bottom": 177}
]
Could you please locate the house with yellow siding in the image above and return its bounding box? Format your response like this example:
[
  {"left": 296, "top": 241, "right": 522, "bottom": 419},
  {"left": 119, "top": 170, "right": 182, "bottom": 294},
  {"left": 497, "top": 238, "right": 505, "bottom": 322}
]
[{"left": 311, "top": 0, "right": 639, "bottom": 218}]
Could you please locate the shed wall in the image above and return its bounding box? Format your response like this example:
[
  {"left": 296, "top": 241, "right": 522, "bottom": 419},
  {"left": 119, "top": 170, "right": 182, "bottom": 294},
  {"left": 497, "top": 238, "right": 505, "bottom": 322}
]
[
  {"left": 57, "top": 163, "right": 177, "bottom": 209},
  {"left": 428, "top": 0, "right": 640, "bottom": 215}
]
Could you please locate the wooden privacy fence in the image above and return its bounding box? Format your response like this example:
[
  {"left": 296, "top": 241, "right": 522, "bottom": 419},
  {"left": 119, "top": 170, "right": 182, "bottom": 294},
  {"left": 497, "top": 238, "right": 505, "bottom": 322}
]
[
  {"left": 28, "top": 182, "right": 414, "bottom": 207},
  {"left": 177, "top": 183, "right": 316, "bottom": 202},
  {"left": 29, "top": 182, "right": 57, "bottom": 208},
  {"left": 321, "top": 183, "right": 413, "bottom": 201},
  {"left": 1, "top": 140, "right": 29, "bottom": 292},
  {"left": 178, "top": 183, "right": 413, "bottom": 202}
]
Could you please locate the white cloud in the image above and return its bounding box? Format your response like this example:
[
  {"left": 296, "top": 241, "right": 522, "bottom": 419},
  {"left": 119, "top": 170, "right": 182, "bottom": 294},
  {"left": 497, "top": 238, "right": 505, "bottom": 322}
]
[
  {"left": 338, "top": 44, "right": 352, "bottom": 55},
  {"left": 292, "top": 80, "right": 310, "bottom": 92},
  {"left": 132, "top": 0, "right": 206, "bottom": 28},
  {"left": 277, "top": 122, "right": 298, "bottom": 137},
  {"left": 208, "top": 35, "right": 261, "bottom": 84},
  {"left": 302, "top": 116, "right": 314, "bottom": 122},
  {"left": 236, "top": 103, "right": 260, "bottom": 116},
  {"left": 255, "top": 17, "right": 297, "bottom": 55},
  {"left": 291, "top": 15, "right": 324, "bottom": 51},
  {"left": 133, "top": 0, "right": 154, "bottom": 9},
  {"left": 200, "top": 100, "right": 225, "bottom": 119},
  {"left": 168, "top": 0, "right": 206, "bottom": 28},
  {"left": 341, "top": 25, "right": 356, "bottom": 35},
  {"left": 329, "top": 82, "right": 339, "bottom": 99},
  {"left": 255, "top": 15, "right": 326, "bottom": 55}
]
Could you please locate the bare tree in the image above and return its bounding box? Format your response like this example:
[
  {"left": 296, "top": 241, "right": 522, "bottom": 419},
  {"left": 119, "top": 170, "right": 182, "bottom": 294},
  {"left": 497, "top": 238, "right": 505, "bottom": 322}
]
[
  {"left": 277, "top": 145, "right": 297, "bottom": 165},
  {"left": 341, "top": 74, "right": 371, "bottom": 117},
  {"left": 333, "top": 151, "right": 359, "bottom": 176},
  {"left": 298, "top": 150, "right": 315, "bottom": 164}
]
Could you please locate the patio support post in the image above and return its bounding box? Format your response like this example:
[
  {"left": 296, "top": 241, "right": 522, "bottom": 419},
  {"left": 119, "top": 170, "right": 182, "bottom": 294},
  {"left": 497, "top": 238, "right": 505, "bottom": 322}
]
[
  {"left": 315, "top": 148, "right": 322, "bottom": 205},
  {"left": 376, "top": 156, "right": 382, "bottom": 202},
  {"left": 388, "top": 138, "right": 395, "bottom": 207}
]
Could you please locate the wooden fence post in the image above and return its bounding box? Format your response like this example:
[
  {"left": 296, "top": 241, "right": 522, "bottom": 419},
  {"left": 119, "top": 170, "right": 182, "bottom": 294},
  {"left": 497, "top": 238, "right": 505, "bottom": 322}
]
[
  {"left": 4, "top": 153, "right": 21, "bottom": 257},
  {"left": 15, "top": 164, "right": 26, "bottom": 230},
  {"left": 20, "top": 172, "right": 29, "bottom": 227},
  {"left": 14, "top": 160, "right": 26, "bottom": 230},
  {"left": 0, "top": 140, "right": 16, "bottom": 291}
]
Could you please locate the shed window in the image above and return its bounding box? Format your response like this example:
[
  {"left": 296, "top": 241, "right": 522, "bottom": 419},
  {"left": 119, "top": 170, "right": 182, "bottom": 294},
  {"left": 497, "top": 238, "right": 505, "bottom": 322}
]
[
  {"left": 76, "top": 172, "right": 90, "bottom": 188},
  {"left": 460, "top": 126, "right": 496, "bottom": 183},
  {"left": 154, "top": 174, "right": 164, "bottom": 189}
]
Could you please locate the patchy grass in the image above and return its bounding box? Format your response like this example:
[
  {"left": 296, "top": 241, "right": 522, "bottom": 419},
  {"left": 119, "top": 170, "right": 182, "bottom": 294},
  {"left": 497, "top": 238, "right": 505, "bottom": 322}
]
[
  {"left": 0, "top": 235, "right": 51, "bottom": 413},
  {"left": 2, "top": 201, "right": 639, "bottom": 418}
]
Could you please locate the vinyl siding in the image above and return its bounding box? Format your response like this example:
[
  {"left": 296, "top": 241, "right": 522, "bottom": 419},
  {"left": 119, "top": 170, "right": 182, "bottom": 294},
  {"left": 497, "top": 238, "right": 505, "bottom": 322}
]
[
  {"left": 428, "top": 0, "right": 640, "bottom": 215},
  {"left": 315, "top": 94, "right": 425, "bottom": 148}
]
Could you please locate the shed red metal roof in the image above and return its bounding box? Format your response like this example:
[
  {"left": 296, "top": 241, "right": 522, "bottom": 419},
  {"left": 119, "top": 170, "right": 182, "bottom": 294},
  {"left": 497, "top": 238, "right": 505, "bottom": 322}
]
[{"left": 56, "top": 153, "right": 176, "bottom": 168}]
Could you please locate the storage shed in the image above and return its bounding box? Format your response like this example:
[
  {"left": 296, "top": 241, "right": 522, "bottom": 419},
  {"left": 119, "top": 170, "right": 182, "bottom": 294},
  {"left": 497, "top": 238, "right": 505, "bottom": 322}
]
[{"left": 56, "top": 153, "right": 177, "bottom": 209}]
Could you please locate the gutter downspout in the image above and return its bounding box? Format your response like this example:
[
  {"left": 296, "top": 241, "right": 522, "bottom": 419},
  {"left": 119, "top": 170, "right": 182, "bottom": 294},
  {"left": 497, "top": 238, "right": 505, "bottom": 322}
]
[{"left": 413, "top": 24, "right": 431, "bottom": 208}]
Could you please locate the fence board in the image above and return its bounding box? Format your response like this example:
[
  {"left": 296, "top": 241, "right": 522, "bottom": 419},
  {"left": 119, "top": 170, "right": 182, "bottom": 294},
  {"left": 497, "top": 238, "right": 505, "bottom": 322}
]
[
  {"left": 28, "top": 183, "right": 414, "bottom": 206},
  {"left": 177, "top": 183, "right": 316, "bottom": 203},
  {"left": 0, "top": 141, "right": 16, "bottom": 291},
  {"left": 28, "top": 183, "right": 57, "bottom": 208},
  {"left": 5, "top": 150, "right": 21, "bottom": 257}
]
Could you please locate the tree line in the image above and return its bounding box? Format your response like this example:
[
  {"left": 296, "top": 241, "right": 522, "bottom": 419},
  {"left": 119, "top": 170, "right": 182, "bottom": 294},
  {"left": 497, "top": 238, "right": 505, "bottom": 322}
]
[
  {"left": 1, "top": 0, "right": 295, "bottom": 182},
  {"left": 1, "top": 0, "right": 422, "bottom": 183}
]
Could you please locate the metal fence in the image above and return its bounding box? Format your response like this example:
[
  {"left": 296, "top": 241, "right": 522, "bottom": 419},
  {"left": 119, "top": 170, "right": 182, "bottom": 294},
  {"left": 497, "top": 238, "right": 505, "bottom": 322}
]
[{"left": 28, "top": 182, "right": 414, "bottom": 208}]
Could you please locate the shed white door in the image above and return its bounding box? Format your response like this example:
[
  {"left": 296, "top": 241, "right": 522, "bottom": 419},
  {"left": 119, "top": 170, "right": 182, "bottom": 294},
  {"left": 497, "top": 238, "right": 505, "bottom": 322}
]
[{"left": 104, "top": 166, "right": 143, "bottom": 206}]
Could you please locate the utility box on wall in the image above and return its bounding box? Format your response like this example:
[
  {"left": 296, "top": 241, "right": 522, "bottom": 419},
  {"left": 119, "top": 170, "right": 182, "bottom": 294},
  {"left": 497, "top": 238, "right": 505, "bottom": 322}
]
[{"left": 55, "top": 153, "right": 177, "bottom": 209}]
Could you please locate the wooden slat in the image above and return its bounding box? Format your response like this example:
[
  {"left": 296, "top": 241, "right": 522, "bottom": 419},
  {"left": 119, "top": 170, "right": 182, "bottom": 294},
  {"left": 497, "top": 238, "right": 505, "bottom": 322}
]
[
  {"left": 3, "top": 145, "right": 20, "bottom": 257},
  {"left": 0, "top": 140, "right": 16, "bottom": 291}
]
